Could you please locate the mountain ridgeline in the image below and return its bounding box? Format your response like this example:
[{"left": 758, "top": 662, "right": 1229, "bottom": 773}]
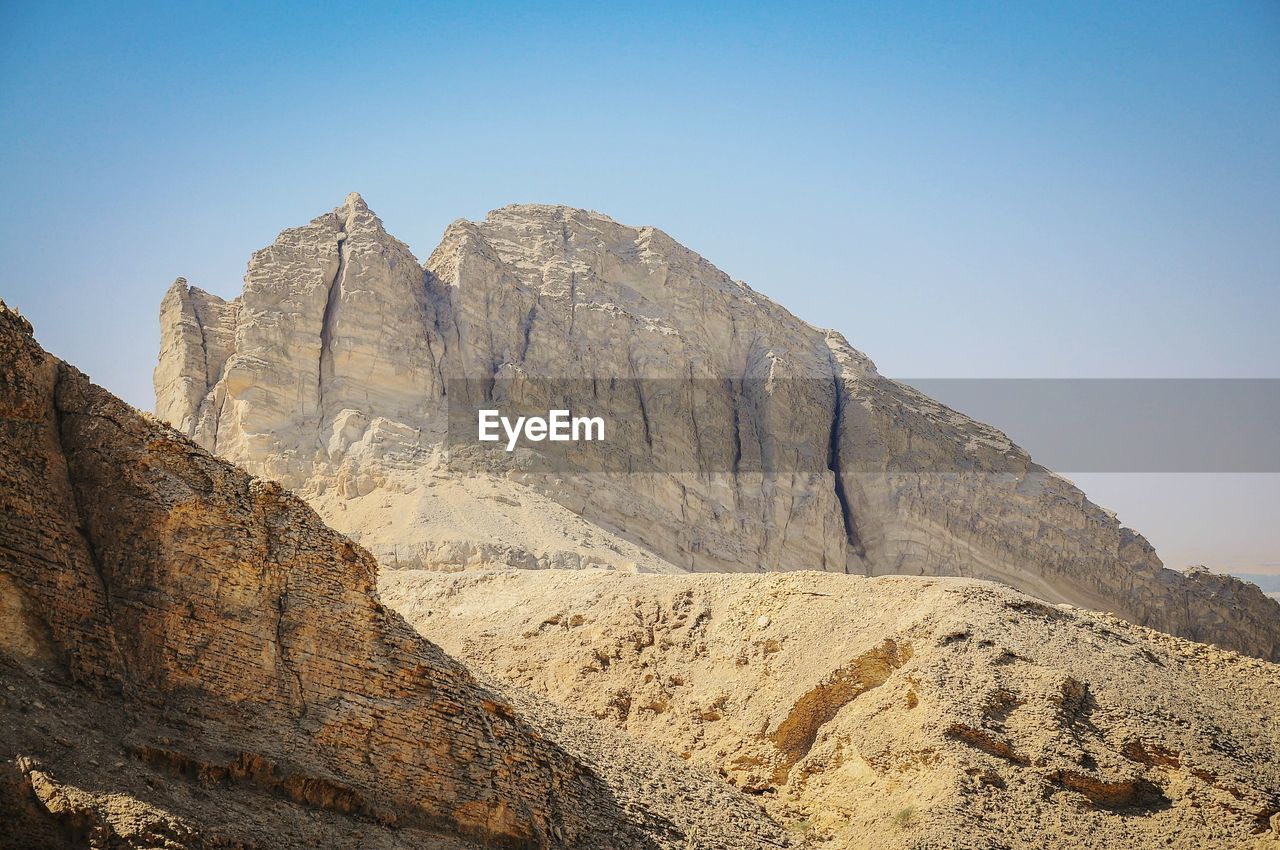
[{"left": 154, "top": 194, "right": 1280, "bottom": 661}]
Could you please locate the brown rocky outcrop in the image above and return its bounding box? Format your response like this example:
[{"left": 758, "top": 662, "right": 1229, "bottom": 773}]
[{"left": 0, "top": 301, "right": 786, "bottom": 849}]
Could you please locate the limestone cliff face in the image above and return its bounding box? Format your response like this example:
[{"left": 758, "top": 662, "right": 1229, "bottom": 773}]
[
  {"left": 156, "top": 195, "right": 445, "bottom": 485},
  {"left": 154, "top": 196, "right": 1280, "bottom": 661},
  {"left": 154, "top": 278, "right": 240, "bottom": 434},
  {"left": 1, "top": 302, "right": 784, "bottom": 849}
]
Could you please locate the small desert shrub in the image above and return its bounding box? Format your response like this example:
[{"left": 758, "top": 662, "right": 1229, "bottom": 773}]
[{"left": 892, "top": 805, "right": 917, "bottom": 829}]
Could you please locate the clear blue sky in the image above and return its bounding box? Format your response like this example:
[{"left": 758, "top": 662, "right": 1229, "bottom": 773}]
[{"left": 2, "top": 1, "right": 1277, "bottom": 571}]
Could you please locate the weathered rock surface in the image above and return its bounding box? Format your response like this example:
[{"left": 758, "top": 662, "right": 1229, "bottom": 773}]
[
  {"left": 0, "top": 301, "right": 787, "bottom": 849},
  {"left": 154, "top": 195, "right": 1280, "bottom": 660},
  {"left": 384, "top": 567, "right": 1280, "bottom": 850}
]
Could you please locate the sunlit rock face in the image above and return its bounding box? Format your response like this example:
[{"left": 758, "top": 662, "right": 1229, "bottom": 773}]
[
  {"left": 155, "top": 196, "right": 1280, "bottom": 661},
  {"left": 1, "top": 300, "right": 788, "bottom": 849}
]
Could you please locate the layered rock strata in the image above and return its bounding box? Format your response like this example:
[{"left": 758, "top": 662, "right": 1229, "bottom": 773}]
[{"left": 0, "top": 301, "right": 785, "bottom": 849}]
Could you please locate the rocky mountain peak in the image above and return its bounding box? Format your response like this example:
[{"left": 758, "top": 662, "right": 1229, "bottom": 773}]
[{"left": 153, "top": 196, "right": 1280, "bottom": 662}]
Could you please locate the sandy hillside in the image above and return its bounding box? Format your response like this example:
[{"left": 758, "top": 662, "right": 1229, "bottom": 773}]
[
  {"left": 309, "top": 463, "right": 685, "bottom": 574},
  {"left": 383, "top": 568, "right": 1280, "bottom": 850}
]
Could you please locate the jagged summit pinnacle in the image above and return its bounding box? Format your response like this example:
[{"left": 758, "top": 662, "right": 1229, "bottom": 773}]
[
  {"left": 297, "top": 191, "right": 380, "bottom": 236},
  {"left": 163, "top": 277, "right": 191, "bottom": 299}
]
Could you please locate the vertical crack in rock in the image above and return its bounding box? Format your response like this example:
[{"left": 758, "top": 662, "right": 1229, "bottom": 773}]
[
  {"left": 424, "top": 266, "right": 464, "bottom": 384},
  {"left": 629, "top": 349, "right": 653, "bottom": 449},
  {"left": 189, "top": 299, "right": 221, "bottom": 453},
  {"left": 211, "top": 386, "right": 227, "bottom": 454},
  {"left": 559, "top": 213, "right": 579, "bottom": 341},
  {"left": 826, "top": 364, "right": 863, "bottom": 566},
  {"left": 686, "top": 367, "right": 704, "bottom": 475},
  {"left": 317, "top": 223, "right": 348, "bottom": 429},
  {"left": 422, "top": 271, "right": 448, "bottom": 396},
  {"left": 636, "top": 385, "right": 652, "bottom": 448},
  {"left": 419, "top": 266, "right": 460, "bottom": 399},
  {"left": 256, "top": 489, "right": 308, "bottom": 719},
  {"left": 519, "top": 300, "right": 538, "bottom": 362},
  {"left": 730, "top": 385, "right": 743, "bottom": 479},
  {"left": 189, "top": 291, "right": 214, "bottom": 397}
]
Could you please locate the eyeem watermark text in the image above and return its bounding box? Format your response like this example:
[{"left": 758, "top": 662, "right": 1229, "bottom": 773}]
[{"left": 478, "top": 409, "right": 606, "bottom": 451}]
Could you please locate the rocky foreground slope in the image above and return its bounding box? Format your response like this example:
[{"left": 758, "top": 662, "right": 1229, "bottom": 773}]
[
  {"left": 383, "top": 568, "right": 1280, "bottom": 850},
  {"left": 4, "top": 294, "right": 1278, "bottom": 849},
  {"left": 0, "top": 301, "right": 786, "bottom": 849},
  {"left": 153, "top": 194, "right": 1280, "bottom": 661}
]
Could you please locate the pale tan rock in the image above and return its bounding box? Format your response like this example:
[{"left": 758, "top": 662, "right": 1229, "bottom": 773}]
[
  {"left": 154, "top": 193, "right": 447, "bottom": 488},
  {"left": 154, "top": 278, "right": 240, "bottom": 434},
  {"left": 384, "top": 566, "right": 1280, "bottom": 850},
  {"left": 154, "top": 197, "right": 1280, "bottom": 661}
]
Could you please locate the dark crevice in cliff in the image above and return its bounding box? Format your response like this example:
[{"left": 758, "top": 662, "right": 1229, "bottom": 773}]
[
  {"left": 826, "top": 365, "right": 864, "bottom": 567},
  {"left": 627, "top": 350, "right": 652, "bottom": 449},
  {"left": 519, "top": 300, "right": 538, "bottom": 362},
  {"left": 422, "top": 272, "right": 448, "bottom": 398},
  {"left": 730, "top": 390, "right": 743, "bottom": 478},
  {"left": 211, "top": 387, "right": 228, "bottom": 453},
  {"left": 187, "top": 287, "right": 214, "bottom": 395},
  {"left": 636, "top": 387, "right": 652, "bottom": 449},
  {"left": 421, "top": 268, "right": 461, "bottom": 399},
  {"left": 317, "top": 225, "right": 348, "bottom": 429},
  {"left": 688, "top": 367, "right": 706, "bottom": 476},
  {"left": 255, "top": 492, "right": 308, "bottom": 719},
  {"left": 557, "top": 215, "right": 580, "bottom": 342}
]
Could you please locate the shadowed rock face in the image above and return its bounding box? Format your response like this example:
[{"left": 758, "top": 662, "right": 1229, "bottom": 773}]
[
  {"left": 0, "top": 302, "right": 788, "bottom": 849},
  {"left": 153, "top": 195, "right": 1279, "bottom": 661}
]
